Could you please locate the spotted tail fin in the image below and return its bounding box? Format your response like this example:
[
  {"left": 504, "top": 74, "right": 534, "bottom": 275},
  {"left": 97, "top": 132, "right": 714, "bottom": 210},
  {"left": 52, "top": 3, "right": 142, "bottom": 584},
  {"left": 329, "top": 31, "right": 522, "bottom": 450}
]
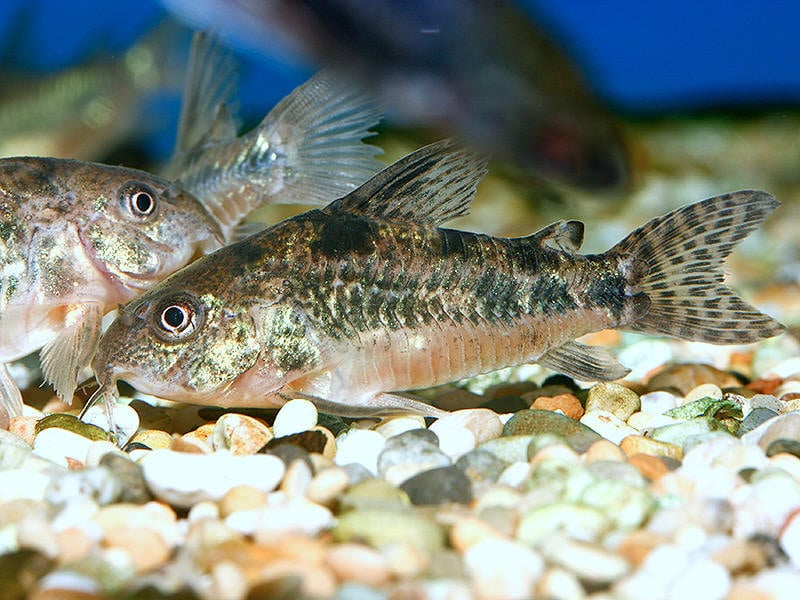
[{"left": 612, "top": 190, "right": 784, "bottom": 344}]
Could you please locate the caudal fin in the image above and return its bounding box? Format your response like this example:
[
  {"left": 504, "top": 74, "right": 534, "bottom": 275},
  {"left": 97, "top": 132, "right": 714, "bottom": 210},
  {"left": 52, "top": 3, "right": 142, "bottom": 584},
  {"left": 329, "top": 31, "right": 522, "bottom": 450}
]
[{"left": 612, "top": 190, "right": 784, "bottom": 344}]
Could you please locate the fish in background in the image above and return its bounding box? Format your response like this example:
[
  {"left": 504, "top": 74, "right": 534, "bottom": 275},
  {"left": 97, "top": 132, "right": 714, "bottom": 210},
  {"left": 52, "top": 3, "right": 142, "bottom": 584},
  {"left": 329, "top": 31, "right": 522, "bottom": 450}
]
[
  {"left": 0, "top": 32, "right": 383, "bottom": 417},
  {"left": 163, "top": 0, "right": 630, "bottom": 192},
  {"left": 89, "top": 140, "right": 782, "bottom": 419},
  {"left": 0, "top": 22, "right": 187, "bottom": 162}
]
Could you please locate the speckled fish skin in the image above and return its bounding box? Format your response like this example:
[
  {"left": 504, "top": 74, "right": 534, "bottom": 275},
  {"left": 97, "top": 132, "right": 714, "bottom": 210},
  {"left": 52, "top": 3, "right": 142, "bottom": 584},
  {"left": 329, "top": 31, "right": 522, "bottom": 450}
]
[
  {"left": 92, "top": 140, "right": 784, "bottom": 418},
  {"left": 0, "top": 32, "right": 383, "bottom": 417}
]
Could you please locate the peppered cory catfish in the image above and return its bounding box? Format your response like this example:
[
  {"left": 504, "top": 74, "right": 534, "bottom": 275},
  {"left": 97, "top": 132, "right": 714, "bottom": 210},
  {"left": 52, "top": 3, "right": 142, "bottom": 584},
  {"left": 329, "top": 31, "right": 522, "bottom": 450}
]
[{"left": 90, "top": 140, "right": 784, "bottom": 418}]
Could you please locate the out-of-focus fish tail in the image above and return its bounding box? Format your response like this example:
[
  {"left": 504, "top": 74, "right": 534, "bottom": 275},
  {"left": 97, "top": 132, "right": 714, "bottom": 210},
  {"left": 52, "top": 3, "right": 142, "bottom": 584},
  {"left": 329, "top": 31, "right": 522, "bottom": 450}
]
[{"left": 611, "top": 190, "right": 784, "bottom": 344}]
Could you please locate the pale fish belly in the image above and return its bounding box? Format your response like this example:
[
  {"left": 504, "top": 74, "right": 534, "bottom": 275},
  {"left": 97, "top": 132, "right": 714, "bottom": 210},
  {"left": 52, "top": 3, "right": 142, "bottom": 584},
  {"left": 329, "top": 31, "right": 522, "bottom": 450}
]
[{"left": 322, "top": 306, "right": 614, "bottom": 400}]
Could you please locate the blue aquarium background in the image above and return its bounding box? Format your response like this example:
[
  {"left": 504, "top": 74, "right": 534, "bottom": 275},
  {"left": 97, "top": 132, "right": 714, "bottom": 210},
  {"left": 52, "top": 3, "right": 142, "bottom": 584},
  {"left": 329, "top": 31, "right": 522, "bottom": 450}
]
[{"left": 1, "top": 0, "right": 799, "bottom": 160}]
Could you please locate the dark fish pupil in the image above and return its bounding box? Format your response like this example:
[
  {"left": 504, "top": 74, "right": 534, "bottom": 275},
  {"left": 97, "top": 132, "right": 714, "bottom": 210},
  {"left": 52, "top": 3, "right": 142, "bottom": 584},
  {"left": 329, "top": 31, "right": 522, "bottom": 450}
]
[
  {"left": 134, "top": 191, "right": 153, "bottom": 214},
  {"left": 163, "top": 306, "right": 186, "bottom": 329}
]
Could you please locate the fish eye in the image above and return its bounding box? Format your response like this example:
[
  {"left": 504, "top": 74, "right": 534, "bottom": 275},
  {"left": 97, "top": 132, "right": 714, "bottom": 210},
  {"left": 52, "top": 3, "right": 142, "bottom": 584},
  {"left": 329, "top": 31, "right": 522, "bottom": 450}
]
[
  {"left": 152, "top": 295, "right": 203, "bottom": 341},
  {"left": 120, "top": 181, "right": 158, "bottom": 219}
]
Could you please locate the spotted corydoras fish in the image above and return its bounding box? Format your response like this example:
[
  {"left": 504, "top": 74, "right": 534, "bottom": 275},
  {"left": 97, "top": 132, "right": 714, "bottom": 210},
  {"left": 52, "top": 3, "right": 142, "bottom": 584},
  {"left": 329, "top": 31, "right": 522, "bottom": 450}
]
[
  {"left": 0, "top": 33, "right": 382, "bottom": 417},
  {"left": 91, "top": 140, "right": 784, "bottom": 418}
]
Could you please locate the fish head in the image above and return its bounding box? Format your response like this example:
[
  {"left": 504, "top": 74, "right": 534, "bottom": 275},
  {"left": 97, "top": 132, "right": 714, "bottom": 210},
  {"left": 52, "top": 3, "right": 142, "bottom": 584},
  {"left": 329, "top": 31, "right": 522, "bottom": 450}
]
[
  {"left": 73, "top": 163, "right": 223, "bottom": 293},
  {"left": 92, "top": 285, "right": 261, "bottom": 403}
]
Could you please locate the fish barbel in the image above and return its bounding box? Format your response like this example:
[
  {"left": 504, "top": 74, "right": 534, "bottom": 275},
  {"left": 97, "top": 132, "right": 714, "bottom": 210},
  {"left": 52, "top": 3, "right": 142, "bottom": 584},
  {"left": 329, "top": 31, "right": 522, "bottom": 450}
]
[
  {"left": 0, "top": 32, "right": 382, "bottom": 417},
  {"left": 91, "top": 140, "right": 784, "bottom": 418}
]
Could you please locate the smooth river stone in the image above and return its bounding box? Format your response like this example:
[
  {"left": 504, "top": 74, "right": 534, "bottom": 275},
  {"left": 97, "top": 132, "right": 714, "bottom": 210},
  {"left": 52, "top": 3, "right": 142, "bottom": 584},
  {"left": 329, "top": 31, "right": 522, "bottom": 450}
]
[{"left": 503, "top": 410, "right": 602, "bottom": 453}]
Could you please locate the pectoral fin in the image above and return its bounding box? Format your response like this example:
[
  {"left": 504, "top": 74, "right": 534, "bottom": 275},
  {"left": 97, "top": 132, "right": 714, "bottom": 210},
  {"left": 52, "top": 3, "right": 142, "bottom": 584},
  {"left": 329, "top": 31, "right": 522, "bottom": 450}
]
[
  {"left": 538, "top": 340, "right": 630, "bottom": 382},
  {"left": 40, "top": 303, "right": 103, "bottom": 405},
  {"left": 0, "top": 363, "right": 23, "bottom": 417},
  {"left": 280, "top": 390, "right": 448, "bottom": 419}
]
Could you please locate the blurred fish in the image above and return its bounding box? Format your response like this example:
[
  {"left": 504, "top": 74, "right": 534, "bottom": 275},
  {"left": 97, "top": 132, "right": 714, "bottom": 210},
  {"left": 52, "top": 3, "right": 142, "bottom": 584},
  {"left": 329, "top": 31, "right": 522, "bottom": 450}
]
[
  {"left": 0, "top": 32, "right": 382, "bottom": 417},
  {"left": 0, "top": 24, "right": 182, "bottom": 161},
  {"left": 163, "top": 0, "right": 629, "bottom": 192},
  {"left": 89, "top": 141, "right": 782, "bottom": 419}
]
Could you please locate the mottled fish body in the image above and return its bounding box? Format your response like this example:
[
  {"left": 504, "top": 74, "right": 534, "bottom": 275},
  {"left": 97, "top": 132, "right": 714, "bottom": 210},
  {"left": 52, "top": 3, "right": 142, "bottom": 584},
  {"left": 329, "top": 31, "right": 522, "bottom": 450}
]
[
  {"left": 0, "top": 33, "right": 382, "bottom": 416},
  {"left": 92, "top": 140, "right": 784, "bottom": 418}
]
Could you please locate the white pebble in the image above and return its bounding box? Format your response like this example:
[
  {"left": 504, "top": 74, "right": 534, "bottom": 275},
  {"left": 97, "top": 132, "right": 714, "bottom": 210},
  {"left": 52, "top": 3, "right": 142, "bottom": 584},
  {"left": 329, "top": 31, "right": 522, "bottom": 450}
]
[
  {"left": 765, "top": 356, "right": 800, "bottom": 379},
  {"left": 731, "top": 470, "right": 800, "bottom": 538},
  {"left": 464, "top": 538, "right": 544, "bottom": 600},
  {"left": 335, "top": 429, "right": 386, "bottom": 475},
  {"left": 430, "top": 408, "right": 503, "bottom": 444},
  {"left": 0, "top": 470, "right": 51, "bottom": 502},
  {"left": 667, "top": 557, "right": 731, "bottom": 600},
  {"left": 580, "top": 410, "right": 639, "bottom": 445},
  {"left": 780, "top": 510, "right": 800, "bottom": 568},
  {"left": 141, "top": 449, "right": 285, "bottom": 508},
  {"left": 33, "top": 427, "right": 95, "bottom": 467},
  {"left": 537, "top": 567, "right": 586, "bottom": 600},
  {"left": 374, "top": 416, "right": 426, "bottom": 439},
  {"left": 82, "top": 403, "right": 140, "bottom": 447},
  {"left": 430, "top": 424, "right": 476, "bottom": 460},
  {"left": 639, "top": 391, "right": 678, "bottom": 415},
  {"left": 683, "top": 383, "right": 723, "bottom": 405},
  {"left": 539, "top": 535, "right": 629, "bottom": 585},
  {"left": 497, "top": 461, "right": 532, "bottom": 488},
  {"left": 273, "top": 398, "right": 318, "bottom": 437},
  {"left": 240, "top": 498, "right": 334, "bottom": 539}
]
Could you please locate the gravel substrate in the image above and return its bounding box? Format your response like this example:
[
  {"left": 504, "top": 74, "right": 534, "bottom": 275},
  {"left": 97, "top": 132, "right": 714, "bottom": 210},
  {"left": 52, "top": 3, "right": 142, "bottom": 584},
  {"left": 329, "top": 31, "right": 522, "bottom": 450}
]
[{"left": 1, "top": 334, "right": 799, "bottom": 599}]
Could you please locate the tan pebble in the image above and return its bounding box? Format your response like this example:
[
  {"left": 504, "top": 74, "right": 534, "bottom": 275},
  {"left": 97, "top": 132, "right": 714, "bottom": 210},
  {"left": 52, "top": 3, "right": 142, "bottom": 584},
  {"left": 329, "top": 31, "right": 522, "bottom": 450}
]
[
  {"left": 326, "top": 543, "right": 391, "bottom": 587},
  {"left": 449, "top": 517, "right": 502, "bottom": 553},
  {"left": 650, "top": 471, "right": 695, "bottom": 499},
  {"left": 683, "top": 383, "right": 723, "bottom": 405},
  {"left": 768, "top": 453, "right": 800, "bottom": 480},
  {"left": 647, "top": 363, "right": 740, "bottom": 395},
  {"left": 382, "top": 542, "right": 429, "bottom": 578},
  {"left": 41, "top": 398, "right": 73, "bottom": 415},
  {"left": 583, "top": 439, "right": 626, "bottom": 463},
  {"left": 308, "top": 466, "right": 350, "bottom": 505},
  {"left": 183, "top": 423, "right": 215, "bottom": 444},
  {"left": 280, "top": 458, "right": 313, "bottom": 498},
  {"left": 10, "top": 416, "right": 37, "bottom": 445},
  {"left": 309, "top": 453, "right": 335, "bottom": 472},
  {"left": 430, "top": 408, "right": 503, "bottom": 445},
  {"left": 17, "top": 514, "right": 59, "bottom": 558},
  {"left": 529, "top": 443, "right": 580, "bottom": 466},
  {"left": 726, "top": 585, "right": 771, "bottom": 600},
  {"left": 374, "top": 415, "right": 426, "bottom": 438},
  {"left": 258, "top": 561, "right": 337, "bottom": 598},
  {"left": 219, "top": 485, "right": 267, "bottom": 517},
  {"left": 170, "top": 433, "right": 211, "bottom": 454},
  {"left": 712, "top": 538, "right": 767, "bottom": 574},
  {"left": 309, "top": 426, "right": 337, "bottom": 459},
  {"left": 275, "top": 534, "right": 327, "bottom": 566},
  {"left": 619, "top": 435, "right": 683, "bottom": 461},
  {"left": 628, "top": 453, "right": 670, "bottom": 480},
  {"left": 104, "top": 526, "right": 170, "bottom": 573},
  {"left": 56, "top": 527, "right": 95, "bottom": 564},
  {"left": 29, "top": 590, "right": 104, "bottom": 600},
  {"left": 531, "top": 394, "right": 584, "bottom": 419},
  {"left": 535, "top": 566, "right": 586, "bottom": 600},
  {"left": 616, "top": 530, "right": 664, "bottom": 566},
  {"left": 208, "top": 560, "right": 249, "bottom": 600},
  {"left": 213, "top": 413, "right": 273, "bottom": 455},
  {"left": 129, "top": 429, "right": 172, "bottom": 450}
]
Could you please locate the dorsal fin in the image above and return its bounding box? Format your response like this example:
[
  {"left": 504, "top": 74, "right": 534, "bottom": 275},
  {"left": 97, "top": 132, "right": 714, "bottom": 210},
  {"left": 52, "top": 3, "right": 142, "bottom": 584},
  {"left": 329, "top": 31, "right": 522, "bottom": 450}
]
[
  {"left": 326, "top": 139, "right": 489, "bottom": 226},
  {"left": 526, "top": 220, "right": 584, "bottom": 253},
  {"left": 163, "top": 31, "right": 239, "bottom": 179}
]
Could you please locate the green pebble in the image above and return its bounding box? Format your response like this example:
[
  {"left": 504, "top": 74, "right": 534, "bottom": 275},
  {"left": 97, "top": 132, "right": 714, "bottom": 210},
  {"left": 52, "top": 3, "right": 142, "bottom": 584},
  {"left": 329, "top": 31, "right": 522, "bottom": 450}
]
[
  {"left": 479, "top": 435, "right": 538, "bottom": 463},
  {"left": 338, "top": 478, "right": 411, "bottom": 512},
  {"left": 651, "top": 416, "right": 732, "bottom": 449},
  {"left": 502, "top": 410, "right": 602, "bottom": 453},
  {"left": 34, "top": 414, "right": 109, "bottom": 441},
  {"left": 664, "top": 397, "right": 742, "bottom": 421},
  {"left": 333, "top": 509, "right": 445, "bottom": 552},
  {"left": 517, "top": 502, "right": 609, "bottom": 546},
  {"left": 580, "top": 480, "right": 655, "bottom": 529},
  {"left": 526, "top": 459, "right": 595, "bottom": 502},
  {"left": 585, "top": 382, "right": 641, "bottom": 421}
]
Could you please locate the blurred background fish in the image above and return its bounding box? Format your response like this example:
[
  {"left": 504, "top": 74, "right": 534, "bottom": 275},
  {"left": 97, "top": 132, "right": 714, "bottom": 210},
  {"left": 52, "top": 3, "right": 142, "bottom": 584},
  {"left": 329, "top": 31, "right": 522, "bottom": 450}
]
[{"left": 161, "top": 0, "right": 630, "bottom": 193}]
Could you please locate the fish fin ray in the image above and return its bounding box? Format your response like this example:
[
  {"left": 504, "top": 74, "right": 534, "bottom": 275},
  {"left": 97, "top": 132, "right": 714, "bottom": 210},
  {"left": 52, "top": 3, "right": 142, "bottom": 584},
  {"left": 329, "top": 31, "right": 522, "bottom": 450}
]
[
  {"left": 164, "top": 31, "right": 239, "bottom": 179},
  {"left": 524, "top": 220, "right": 584, "bottom": 253},
  {"left": 40, "top": 303, "right": 103, "bottom": 405},
  {"left": 177, "top": 70, "right": 383, "bottom": 238},
  {"left": 0, "top": 364, "right": 23, "bottom": 418},
  {"left": 328, "top": 139, "right": 489, "bottom": 226},
  {"left": 284, "top": 390, "right": 447, "bottom": 419},
  {"left": 538, "top": 340, "right": 630, "bottom": 381},
  {"left": 612, "top": 190, "right": 785, "bottom": 344}
]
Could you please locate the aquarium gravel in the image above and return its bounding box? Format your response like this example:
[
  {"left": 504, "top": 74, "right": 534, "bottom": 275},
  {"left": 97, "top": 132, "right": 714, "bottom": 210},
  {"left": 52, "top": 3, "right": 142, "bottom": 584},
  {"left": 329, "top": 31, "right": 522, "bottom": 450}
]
[{"left": 0, "top": 333, "right": 799, "bottom": 599}]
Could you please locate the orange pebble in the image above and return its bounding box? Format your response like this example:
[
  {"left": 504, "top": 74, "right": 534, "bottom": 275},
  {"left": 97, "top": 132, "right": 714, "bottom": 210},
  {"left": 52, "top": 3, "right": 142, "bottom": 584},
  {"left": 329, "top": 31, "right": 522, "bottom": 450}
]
[
  {"left": 531, "top": 393, "right": 584, "bottom": 419},
  {"left": 628, "top": 453, "right": 670, "bottom": 481}
]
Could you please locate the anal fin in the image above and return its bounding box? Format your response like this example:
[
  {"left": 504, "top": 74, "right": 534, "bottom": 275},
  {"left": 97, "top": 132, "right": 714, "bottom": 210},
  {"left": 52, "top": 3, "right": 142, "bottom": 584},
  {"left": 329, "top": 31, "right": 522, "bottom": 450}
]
[
  {"left": 538, "top": 340, "right": 630, "bottom": 382},
  {"left": 40, "top": 303, "right": 103, "bottom": 405}
]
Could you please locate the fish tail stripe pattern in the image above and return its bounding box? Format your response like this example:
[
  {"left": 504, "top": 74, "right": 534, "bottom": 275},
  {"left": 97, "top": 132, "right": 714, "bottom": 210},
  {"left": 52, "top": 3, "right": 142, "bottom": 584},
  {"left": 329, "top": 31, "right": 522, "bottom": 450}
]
[{"left": 612, "top": 190, "right": 784, "bottom": 344}]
